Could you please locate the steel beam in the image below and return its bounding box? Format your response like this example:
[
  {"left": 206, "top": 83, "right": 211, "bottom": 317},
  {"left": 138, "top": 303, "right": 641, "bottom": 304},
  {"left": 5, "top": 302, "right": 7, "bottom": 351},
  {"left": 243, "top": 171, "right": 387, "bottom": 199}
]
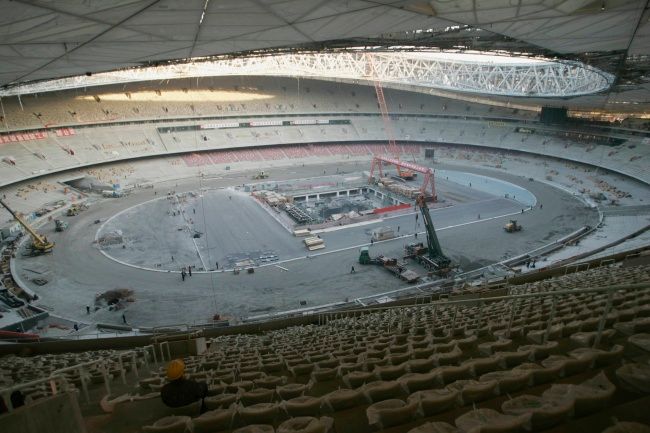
[{"left": 1, "top": 52, "right": 615, "bottom": 98}]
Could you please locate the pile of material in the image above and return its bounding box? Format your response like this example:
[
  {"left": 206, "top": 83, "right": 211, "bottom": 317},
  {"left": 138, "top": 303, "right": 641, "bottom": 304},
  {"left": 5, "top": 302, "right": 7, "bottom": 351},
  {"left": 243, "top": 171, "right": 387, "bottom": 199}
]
[
  {"left": 379, "top": 178, "right": 420, "bottom": 198},
  {"left": 96, "top": 230, "right": 124, "bottom": 246},
  {"left": 252, "top": 190, "right": 288, "bottom": 207},
  {"left": 95, "top": 288, "right": 135, "bottom": 310},
  {"left": 304, "top": 236, "right": 325, "bottom": 251}
]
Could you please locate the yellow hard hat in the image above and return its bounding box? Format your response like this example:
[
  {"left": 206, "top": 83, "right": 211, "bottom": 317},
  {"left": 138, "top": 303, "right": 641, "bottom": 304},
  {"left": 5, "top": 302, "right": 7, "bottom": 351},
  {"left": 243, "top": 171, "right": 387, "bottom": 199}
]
[{"left": 166, "top": 359, "right": 185, "bottom": 380}]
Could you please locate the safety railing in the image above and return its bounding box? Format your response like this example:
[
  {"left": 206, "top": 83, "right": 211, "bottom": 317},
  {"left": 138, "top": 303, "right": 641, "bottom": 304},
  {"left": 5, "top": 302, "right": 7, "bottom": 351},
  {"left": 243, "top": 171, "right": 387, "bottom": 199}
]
[
  {"left": 148, "top": 326, "right": 203, "bottom": 363},
  {"left": 47, "top": 349, "right": 143, "bottom": 402},
  {"left": 0, "top": 375, "right": 70, "bottom": 413}
]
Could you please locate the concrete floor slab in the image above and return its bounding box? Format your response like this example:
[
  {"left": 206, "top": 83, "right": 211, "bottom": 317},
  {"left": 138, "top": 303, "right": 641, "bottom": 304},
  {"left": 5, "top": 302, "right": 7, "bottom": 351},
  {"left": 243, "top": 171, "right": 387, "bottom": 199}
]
[{"left": 12, "top": 160, "right": 601, "bottom": 329}]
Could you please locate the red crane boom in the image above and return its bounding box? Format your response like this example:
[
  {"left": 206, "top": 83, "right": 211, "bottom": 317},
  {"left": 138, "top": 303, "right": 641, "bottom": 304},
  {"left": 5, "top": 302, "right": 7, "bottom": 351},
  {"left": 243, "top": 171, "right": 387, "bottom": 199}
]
[{"left": 367, "top": 54, "right": 414, "bottom": 180}]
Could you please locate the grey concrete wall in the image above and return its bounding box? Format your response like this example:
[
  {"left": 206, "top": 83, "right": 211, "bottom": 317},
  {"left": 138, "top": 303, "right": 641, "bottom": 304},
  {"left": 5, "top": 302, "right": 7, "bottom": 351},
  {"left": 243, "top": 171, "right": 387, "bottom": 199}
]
[{"left": 0, "top": 391, "right": 85, "bottom": 433}]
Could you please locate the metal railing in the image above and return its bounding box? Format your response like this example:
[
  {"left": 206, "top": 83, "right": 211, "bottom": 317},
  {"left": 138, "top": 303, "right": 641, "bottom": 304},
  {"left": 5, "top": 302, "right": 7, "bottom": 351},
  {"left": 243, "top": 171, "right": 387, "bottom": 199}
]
[
  {"left": 0, "top": 349, "right": 145, "bottom": 410},
  {"left": 47, "top": 350, "right": 143, "bottom": 402},
  {"left": 0, "top": 375, "right": 70, "bottom": 413}
]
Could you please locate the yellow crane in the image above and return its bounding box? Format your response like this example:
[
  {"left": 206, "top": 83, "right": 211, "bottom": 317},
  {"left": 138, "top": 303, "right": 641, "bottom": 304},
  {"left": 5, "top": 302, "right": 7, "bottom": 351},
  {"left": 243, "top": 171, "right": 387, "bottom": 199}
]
[{"left": 0, "top": 199, "right": 54, "bottom": 254}]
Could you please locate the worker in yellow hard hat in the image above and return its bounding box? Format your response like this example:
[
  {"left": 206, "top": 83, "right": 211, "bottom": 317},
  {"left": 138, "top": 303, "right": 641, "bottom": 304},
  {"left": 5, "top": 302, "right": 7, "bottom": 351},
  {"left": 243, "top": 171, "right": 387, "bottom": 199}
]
[
  {"left": 166, "top": 359, "right": 185, "bottom": 380},
  {"left": 160, "top": 359, "right": 208, "bottom": 413}
]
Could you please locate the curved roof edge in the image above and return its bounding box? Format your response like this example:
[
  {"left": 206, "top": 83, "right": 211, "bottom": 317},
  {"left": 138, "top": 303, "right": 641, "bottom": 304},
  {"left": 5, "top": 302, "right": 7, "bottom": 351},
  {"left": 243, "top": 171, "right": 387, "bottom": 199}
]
[{"left": 0, "top": 51, "right": 615, "bottom": 99}]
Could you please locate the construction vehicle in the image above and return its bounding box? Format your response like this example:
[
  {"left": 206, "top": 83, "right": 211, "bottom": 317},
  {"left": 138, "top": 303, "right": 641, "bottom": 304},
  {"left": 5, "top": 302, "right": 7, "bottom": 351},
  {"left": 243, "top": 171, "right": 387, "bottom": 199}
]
[
  {"left": 67, "top": 205, "right": 79, "bottom": 216},
  {"left": 358, "top": 247, "right": 419, "bottom": 283},
  {"left": 55, "top": 219, "right": 68, "bottom": 232},
  {"left": 0, "top": 199, "right": 54, "bottom": 254},
  {"left": 405, "top": 194, "right": 452, "bottom": 276},
  {"left": 504, "top": 220, "right": 522, "bottom": 233},
  {"left": 359, "top": 246, "right": 372, "bottom": 265},
  {"left": 253, "top": 171, "right": 269, "bottom": 180}
]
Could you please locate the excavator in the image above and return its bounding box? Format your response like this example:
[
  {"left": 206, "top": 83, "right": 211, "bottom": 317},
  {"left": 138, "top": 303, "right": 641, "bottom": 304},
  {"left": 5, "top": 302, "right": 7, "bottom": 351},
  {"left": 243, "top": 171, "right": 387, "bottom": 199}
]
[
  {"left": 0, "top": 199, "right": 54, "bottom": 255},
  {"left": 405, "top": 194, "right": 452, "bottom": 276}
]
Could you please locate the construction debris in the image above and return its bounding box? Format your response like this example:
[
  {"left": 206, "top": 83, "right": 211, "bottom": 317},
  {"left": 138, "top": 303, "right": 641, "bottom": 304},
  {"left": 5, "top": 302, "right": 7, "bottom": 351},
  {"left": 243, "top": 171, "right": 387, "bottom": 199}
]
[
  {"left": 96, "top": 230, "right": 123, "bottom": 246},
  {"left": 95, "top": 288, "right": 135, "bottom": 310},
  {"left": 252, "top": 190, "right": 289, "bottom": 207},
  {"left": 378, "top": 177, "right": 420, "bottom": 198}
]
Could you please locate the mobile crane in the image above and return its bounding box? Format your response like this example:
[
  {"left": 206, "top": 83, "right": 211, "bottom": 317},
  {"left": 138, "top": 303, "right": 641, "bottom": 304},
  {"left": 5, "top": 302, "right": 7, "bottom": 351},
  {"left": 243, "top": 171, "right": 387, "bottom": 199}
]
[
  {"left": 0, "top": 199, "right": 54, "bottom": 254},
  {"left": 405, "top": 194, "right": 452, "bottom": 276}
]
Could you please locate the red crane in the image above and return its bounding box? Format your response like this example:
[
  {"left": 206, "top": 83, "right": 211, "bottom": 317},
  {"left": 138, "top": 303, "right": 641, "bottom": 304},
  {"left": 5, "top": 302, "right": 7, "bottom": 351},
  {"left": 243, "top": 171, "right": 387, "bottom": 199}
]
[
  {"left": 366, "top": 54, "right": 415, "bottom": 180},
  {"left": 365, "top": 53, "right": 437, "bottom": 199}
]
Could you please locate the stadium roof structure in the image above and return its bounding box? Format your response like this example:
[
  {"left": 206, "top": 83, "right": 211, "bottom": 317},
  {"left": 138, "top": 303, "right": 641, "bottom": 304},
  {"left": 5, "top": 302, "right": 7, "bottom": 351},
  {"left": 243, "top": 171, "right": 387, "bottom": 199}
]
[{"left": 1, "top": 0, "right": 649, "bottom": 111}]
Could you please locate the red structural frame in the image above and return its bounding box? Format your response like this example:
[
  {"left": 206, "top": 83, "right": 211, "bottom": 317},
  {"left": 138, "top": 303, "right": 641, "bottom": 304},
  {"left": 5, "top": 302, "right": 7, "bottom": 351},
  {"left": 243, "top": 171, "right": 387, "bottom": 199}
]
[{"left": 369, "top": 155, "right": 437, "bottom": 200}]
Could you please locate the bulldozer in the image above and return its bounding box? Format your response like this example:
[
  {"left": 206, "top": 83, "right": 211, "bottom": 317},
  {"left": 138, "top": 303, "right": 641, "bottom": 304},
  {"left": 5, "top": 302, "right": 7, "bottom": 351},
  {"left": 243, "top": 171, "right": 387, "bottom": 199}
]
[
  {"left": 252, "top": 171, "right": 269, "bottom": 180},
  {"left": 504, "top": 220, "right": 522, "bottom": 233},
  {"left": 55, "top": 219, "right": 68, "bottom": 232}
]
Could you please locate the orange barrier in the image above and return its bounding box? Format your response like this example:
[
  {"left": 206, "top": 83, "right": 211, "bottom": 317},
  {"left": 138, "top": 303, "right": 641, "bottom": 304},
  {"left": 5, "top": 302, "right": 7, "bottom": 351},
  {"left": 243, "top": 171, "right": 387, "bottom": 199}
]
[
  {"left": 373, "top": 203, "right": 411, "bottom": 214},
  {"left": 0, "top": 329, "right": 40, "bottom": 341}
]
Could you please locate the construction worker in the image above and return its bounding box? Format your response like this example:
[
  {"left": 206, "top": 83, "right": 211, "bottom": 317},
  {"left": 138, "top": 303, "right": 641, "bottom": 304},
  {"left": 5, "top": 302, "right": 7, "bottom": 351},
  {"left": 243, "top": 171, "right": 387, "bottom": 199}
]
[
  {"left": 181, "top": 268, "right": 186, "bottom": 281},
  {"left": 351, "top": 266, "right": 356, "bottom": 273},
  {"left": 161, "top": 359, "right": 208, "bottom": 413},
  {"left": 188, "top": 266, "right": 192, "bottom": 277}
]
